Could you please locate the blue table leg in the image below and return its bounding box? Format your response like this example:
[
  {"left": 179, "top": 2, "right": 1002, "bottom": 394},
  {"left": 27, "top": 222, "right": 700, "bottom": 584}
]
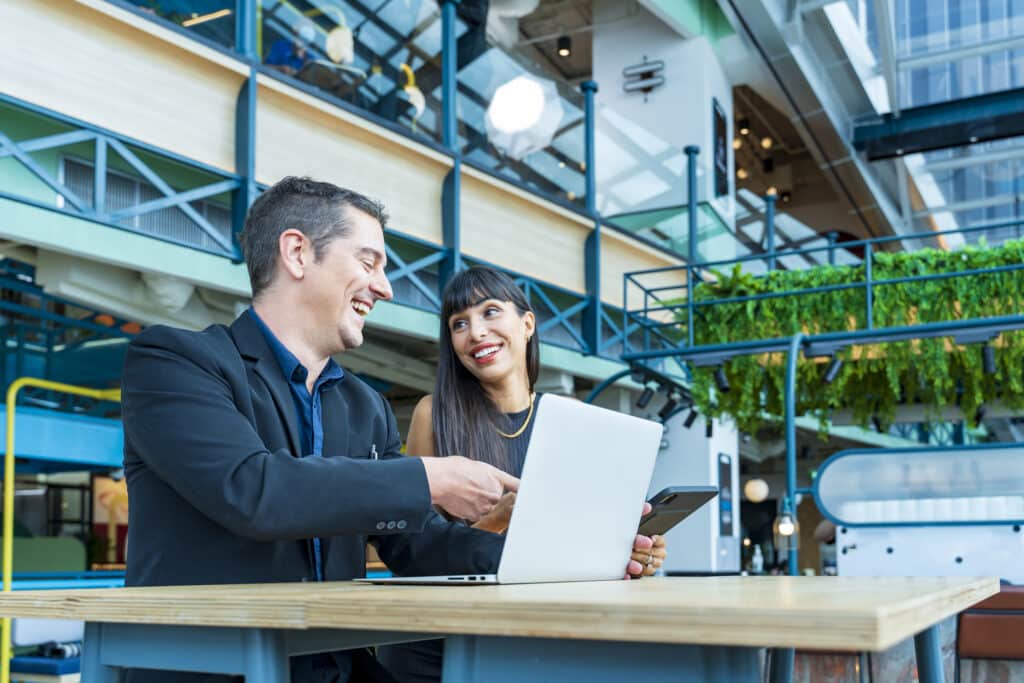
[
  {"left": 81, "top": 622, "right": 121, "bottom": 683},
  {"left": 768, "top": 647, "right": 794, "bottom": 683},
  {"left": 914, "top": 625, "right": 945, "bottom": 683},
  {"left": 442, "top": 635, "right": 761, "bottom": 682},
  {"left": 244, "top": 629, "right": 289, "bottom": 682}
]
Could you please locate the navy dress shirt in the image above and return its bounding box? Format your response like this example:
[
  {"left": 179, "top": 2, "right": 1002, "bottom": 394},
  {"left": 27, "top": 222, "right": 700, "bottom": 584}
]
[{"left": 249, "top": 308, "right": 344, "bottom": 581}]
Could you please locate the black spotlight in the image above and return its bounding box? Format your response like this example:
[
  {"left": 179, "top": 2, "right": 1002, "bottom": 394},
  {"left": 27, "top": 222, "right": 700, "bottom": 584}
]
[
  {"left": 705, "top": 421, "right": 714, "bottom": 438},
  {"left": 714, "top": 366, "right": 731, "bottom": 393},
  {"left": 658, "top": 396, "right": 679, "bottom": 422},
  {"left": 557, "top": 34, "right": 571, "bottom": 58},
  {"left": 636, "top": 385, "right": 655, "bottom": 409},
  {"left": 975, "top": 405, "right": 987, "bottom": 425},
  {"left": 982, "top": 344, "right": 997, "bottom": 375},
  {"left": 823, "top": 357, "right": 844, "bottom": 384},
  {"left": 762, "top": 157, "right": 775, "bottom": 174},
  {"left": 683, "top": 409, "right": 699, "bottom": 429}
]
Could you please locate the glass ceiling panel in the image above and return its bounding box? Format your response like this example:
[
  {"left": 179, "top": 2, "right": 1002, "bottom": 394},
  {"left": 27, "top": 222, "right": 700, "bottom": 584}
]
[
  {"left": 904, "top": 134, "right": 1024, "bottom": 246},
  {"left": 828, "top": 0, "right": 1024, "bottom": 111},
  {"left": 823, "top": 1, "right": 1024, "bottom": 249}
]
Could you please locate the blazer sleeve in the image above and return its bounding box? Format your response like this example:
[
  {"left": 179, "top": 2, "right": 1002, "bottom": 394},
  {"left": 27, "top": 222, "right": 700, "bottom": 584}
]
[
  {"left": 370, "top": 395, "right": 505, "bottom": 576},
  {"left": 121, "top": 328, "right": 434, "bottom": 542}
]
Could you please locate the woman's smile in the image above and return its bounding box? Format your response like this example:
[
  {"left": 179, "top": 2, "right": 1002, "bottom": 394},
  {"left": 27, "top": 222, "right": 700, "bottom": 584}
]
[{"left": 470, "top": 342, "right": 503, "bottom": 365}]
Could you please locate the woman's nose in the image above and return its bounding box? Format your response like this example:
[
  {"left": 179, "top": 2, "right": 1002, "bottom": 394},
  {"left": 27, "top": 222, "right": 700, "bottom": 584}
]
[{"left": 468, "top": 317, "right": 488, "bottom": 339}]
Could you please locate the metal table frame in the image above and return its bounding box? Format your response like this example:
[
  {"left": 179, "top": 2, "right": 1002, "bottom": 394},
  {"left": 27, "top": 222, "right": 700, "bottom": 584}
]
[{"left": 80, "top": 620, "right": 948, "bottom": 683}]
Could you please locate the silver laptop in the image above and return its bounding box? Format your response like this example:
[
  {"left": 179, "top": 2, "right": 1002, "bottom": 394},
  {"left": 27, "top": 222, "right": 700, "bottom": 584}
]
[{"left": 358, "top": 394, "right": 663, "bottom": 585}]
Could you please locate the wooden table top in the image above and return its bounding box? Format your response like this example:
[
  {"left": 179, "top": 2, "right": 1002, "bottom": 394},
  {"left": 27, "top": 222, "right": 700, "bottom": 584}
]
[{"left": 0, "top": 576, "right": 997, "bottom": 651}]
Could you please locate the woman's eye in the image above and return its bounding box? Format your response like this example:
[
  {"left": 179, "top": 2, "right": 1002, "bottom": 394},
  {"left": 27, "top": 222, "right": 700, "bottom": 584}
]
[
  {"left": 485, "top": 306, "right": 501, "bottom": 316},
  {"left": 451, "top": 320, "right": 466, "bottom": 331}
]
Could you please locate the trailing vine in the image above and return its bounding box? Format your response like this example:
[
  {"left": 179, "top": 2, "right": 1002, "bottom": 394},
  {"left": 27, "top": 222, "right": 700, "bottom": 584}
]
[{"left": 676, "top": 239, "right": 1024, "bottom": 435}]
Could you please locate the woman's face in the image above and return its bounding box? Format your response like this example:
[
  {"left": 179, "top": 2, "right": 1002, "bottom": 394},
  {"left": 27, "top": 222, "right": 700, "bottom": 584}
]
[{"left": 448, "top": 298, "right": 535, "bottom": 388}]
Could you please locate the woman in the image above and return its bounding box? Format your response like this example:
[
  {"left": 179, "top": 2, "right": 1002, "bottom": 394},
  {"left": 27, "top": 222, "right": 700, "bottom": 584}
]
[{"left": 378, "top": 267, "right": 667, "bottom": 682}]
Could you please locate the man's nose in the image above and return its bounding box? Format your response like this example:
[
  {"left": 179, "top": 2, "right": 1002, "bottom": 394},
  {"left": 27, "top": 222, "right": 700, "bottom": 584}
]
[{"left": 372, "top": 269, "right": 393, "bottom": 302}]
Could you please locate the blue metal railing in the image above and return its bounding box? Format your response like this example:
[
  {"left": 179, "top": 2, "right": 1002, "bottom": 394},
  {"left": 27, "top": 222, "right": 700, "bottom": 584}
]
[
  {"left": 623, "top": 217, "right": 1024, "bottom": 362},
  {"left": 0, "top": 94, "right": 243, "bottom": 260}
]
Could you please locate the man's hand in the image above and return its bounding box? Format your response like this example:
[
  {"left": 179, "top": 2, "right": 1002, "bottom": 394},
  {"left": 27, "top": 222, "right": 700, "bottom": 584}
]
[
  {"left": 472, "top": 491, "right": 516, "bottom": 533},
  {"left": 625, "top": 502, "right": 668, "bottom": 578},
  {"left": 420, "top": 456, "right": 519, "bottom": 522}
]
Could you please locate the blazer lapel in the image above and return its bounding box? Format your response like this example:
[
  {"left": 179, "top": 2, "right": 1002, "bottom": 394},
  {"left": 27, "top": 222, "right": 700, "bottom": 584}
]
[{"left": 230, "top": 312, "right": 302, "bottom": 457}]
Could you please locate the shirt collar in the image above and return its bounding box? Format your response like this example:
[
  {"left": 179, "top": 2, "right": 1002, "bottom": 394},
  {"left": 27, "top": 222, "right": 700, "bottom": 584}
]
[{"left": 247, "top": 308, "right": 344, "bottom": 387}]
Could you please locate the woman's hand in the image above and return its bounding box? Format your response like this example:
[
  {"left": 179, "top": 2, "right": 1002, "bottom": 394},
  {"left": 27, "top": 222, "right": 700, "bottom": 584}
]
[
  {"left": 625, "top": 502, "right": 668, "bottom": 578},
  {"left": 471, "top": 491, "right": 516, "bottom": 534},
  {"left": 626, "top": 533, "right": 667, "bottom": 578}
]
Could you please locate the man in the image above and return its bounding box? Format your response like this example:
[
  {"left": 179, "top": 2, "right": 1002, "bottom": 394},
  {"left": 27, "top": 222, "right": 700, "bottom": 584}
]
[{"left": 122, "top": 177, "right": 657, "bottom": 682}]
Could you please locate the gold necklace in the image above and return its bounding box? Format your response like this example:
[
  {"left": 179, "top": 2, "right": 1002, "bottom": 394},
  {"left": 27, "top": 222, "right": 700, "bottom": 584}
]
[{"left": 497, "top": 393, "right": 535, "bottom": 439}]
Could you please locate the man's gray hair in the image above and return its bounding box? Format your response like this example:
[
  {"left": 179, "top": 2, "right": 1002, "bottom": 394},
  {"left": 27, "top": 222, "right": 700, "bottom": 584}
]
[{"left": 238, "top": 176, "right": 388, "bottom": 298}]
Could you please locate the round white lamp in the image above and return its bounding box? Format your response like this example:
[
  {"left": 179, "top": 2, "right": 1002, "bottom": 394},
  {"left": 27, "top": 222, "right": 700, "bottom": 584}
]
[
  {"left": 743, "top": 478, "right": 769, "bottom": 503},
  {"left": 485, "top": 75, "right": 564, "bottom": 160}
]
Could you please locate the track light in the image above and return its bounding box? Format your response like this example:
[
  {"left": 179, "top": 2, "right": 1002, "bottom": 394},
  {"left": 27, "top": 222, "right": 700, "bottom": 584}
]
[
  {"left": 974, "top": 405, "right": 986, "bottom": 425},
  {"left": 780, "top": 190, "right": 792, "bottom": 204},
  {"left": 658, "top": 396, "right": 679, "bottom": 422},
  {"left": 557, "top": 35, "right": 571, "bottom": 58},
  {"left": 738, "top": 117, "right": 750, "bottom": 135},
  {"left": 705, "top": 421, "right": 713, "bottom": 438},
  {"left": 684, "top": 409, "right": 699, "bottom": 429},
  {"left": 823, "top": 357, "right": 844, "bottom": 384},
  {"left": 982, "top": 344, "right": 997, "bottom": 375},
  {"left": 872, "top": 416, "right": 884, "bottom": 433},
  {"left": 636, "top": 386, "right": 655, "bottom": 409},
  {"left": 737, "top": 167, "right": 749, "bottom": 180},
  {"left": 714, "top": 366, "right": 731, "bottom": 393},
  {"left": 760, "top": 136, "right": 773, "bottom": 149}
]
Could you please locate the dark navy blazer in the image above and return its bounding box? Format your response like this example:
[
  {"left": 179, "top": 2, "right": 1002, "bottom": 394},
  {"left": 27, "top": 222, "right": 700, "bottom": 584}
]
[{"left": 121, "top": 312, "right": 503, "bottom": 681}]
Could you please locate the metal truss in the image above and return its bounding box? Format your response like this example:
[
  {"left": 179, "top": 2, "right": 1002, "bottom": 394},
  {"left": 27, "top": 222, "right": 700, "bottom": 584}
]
[{"left": 0, "top": 94, "right": 243, "bottom": 259}]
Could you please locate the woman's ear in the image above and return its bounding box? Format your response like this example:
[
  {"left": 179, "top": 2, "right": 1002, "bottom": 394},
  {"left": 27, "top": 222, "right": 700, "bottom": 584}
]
[{"left": 523, "top": 310, "right": 536, "bottom": 341}]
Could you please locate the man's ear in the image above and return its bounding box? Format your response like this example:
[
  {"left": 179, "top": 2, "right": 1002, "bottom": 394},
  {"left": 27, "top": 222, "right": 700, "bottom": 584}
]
[{"left": 278, "top": 229, "right": 309, "bottom": 281}]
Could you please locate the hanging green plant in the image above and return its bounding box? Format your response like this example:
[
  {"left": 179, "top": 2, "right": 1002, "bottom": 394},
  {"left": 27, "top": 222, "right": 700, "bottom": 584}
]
[{"left": 674, "top": 238, "right": 1024, "bottom": 435}]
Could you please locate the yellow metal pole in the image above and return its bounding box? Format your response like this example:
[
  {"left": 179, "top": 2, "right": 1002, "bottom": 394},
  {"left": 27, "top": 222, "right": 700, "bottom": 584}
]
[{"left": 2, "top": 378, "right": 120, "bottom": 683}]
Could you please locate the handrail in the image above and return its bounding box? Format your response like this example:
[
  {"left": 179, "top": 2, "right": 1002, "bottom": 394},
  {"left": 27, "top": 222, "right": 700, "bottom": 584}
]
[
  {"left": 1, "top": 378, "right": 121, "bottom": 683},
  {"left": 624, "top": 217, "right": 1024, "bottom": 279}
]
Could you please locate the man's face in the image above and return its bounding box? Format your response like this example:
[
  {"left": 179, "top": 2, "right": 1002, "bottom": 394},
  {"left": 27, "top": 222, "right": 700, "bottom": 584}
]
[{"left": 303, "top": 207, "right": 393, "bottom": 354}]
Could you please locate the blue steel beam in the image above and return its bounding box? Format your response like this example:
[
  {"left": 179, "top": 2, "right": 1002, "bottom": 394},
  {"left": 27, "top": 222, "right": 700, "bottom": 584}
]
[
  {"left": 233, "top": 71, "right": 257, "bottom": 262},
  {"left": 853, "top": 87, "right": 1024, "bottom": 160},
  {"left": 106, "top": 138, "right": 234, "bottom": 252},
  {"left": 109, "top": 179, "right": 239, "bottom": 220},
  {"left": 0, "top": 130, "right": 96, "bottom": 157},
  {"left": 622, "top": 314, "right": 1024, "bottom": 366},
  {"left": 0, "top": 405, "right": 122, "bottom": 472},
  {"left": 0, "top": 131, "right": 90, "bottom": 212},
  {"left": 582, "top": 80, "right": 600, "bottom": 356},
  {"left": 383, "top": 246, "right": 444, "bottom": 311}
]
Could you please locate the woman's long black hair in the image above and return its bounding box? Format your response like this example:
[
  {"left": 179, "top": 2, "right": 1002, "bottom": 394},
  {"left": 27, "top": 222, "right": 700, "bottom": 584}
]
[{"left": 433, "top": 266, "right": 540, "bottom": 473}]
